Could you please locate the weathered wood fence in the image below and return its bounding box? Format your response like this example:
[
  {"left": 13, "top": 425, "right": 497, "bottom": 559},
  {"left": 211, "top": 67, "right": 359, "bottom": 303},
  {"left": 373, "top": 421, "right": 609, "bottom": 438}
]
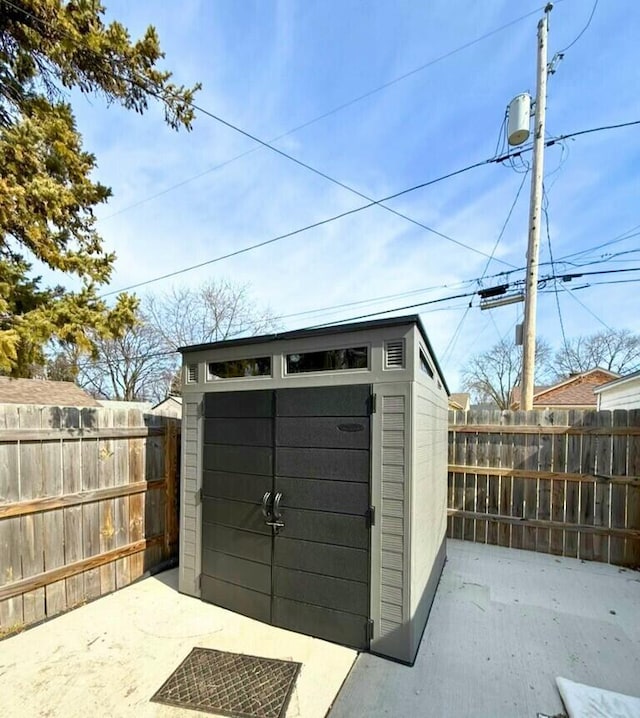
[
  {"left": 0, "top": 405, "right": 180, "bottom": 634},
  {"left": 447, "top": 409, "right": 640, "bottom": 567}
]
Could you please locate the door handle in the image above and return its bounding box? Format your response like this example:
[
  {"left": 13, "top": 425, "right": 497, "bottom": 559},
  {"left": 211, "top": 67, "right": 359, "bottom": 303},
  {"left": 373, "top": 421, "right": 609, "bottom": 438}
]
[
  {"left": 265, "top": 492, "right": 284, "bottom": 531},
  {"left": 272, "top": 492, "right": 282, "bottom": 520},
  {"left": 261, "top": 491, "right": 272, "bottom": 520}
]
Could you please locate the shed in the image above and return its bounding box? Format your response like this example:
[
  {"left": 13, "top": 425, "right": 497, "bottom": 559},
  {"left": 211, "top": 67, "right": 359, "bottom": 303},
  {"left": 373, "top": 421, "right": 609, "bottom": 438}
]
[{"left": 177, "top": 314, "right": 449, "bottom": 664}]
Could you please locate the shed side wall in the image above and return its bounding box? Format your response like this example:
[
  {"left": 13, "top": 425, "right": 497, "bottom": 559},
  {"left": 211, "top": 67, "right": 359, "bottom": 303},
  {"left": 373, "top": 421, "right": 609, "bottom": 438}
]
[
  {"left": 409, "top": 330, "right": 448, "bottom": 658},
  {"left": 179, "top": 393, "right": 202, "bottom": 596},
  {"left": 370, "top": 382, "right": 412, "bottom": 661}
]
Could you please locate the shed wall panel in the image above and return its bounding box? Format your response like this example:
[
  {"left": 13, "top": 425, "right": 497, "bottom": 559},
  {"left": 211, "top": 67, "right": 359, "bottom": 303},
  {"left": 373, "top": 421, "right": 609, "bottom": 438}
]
[
  {"left": 409, "top": 367, "right": 448, "bottom": 658},
  {"left": 179, "top": 395, "right": 202, "bottom": 596},
  {"left": 370, "top": 384, "right": 412, "bottom": 661}
]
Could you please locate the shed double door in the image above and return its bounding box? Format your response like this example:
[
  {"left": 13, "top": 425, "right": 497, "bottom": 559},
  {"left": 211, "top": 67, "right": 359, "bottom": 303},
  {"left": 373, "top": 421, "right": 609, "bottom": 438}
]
[{"left": 201, "top": 385, "right": 372, "bottom": 649}]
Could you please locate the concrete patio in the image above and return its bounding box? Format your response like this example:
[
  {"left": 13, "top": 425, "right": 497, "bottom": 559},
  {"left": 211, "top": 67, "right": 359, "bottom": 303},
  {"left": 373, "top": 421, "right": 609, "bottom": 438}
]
[
  {"left": 1, "top": 539, "right": 638, "bottom": 717},
  {"left": 330, "top": 540, "right": 640, "bottom": 717}
]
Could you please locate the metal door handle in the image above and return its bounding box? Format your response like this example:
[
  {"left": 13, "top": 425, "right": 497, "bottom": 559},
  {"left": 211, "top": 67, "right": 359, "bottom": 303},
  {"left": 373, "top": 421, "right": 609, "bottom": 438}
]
[
  {"left": 272, "top": 492, "right": 283, "bottom": 520},
  {"left": 261, "top": 491, "right": 272, "bottom": 520},
  {"left": 266, "top": 492, "right": 284, "bottom": 530}
]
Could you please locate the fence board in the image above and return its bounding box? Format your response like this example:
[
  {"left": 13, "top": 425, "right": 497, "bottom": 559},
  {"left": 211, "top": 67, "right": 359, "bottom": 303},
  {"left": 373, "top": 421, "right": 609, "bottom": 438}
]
[
  {"left": 19, "top": 407, "right": 46, "bottom": 624},
  {"left": 627, "top": 410, "right": 640, "bottom": 565},
  {"left": 41, "top": 407, "right": 66, "bottom": 617},
  {"left": 0, "top": 404, "right": 180, "bottom": 634},
  {"left": 486, "top": 474, "right": 499, "bottom": 545},
  {"left": 447, "top": 408, "right": 640, "bottom": 569},
  {"left": 0, "top": 405, "right": 22, "bottom": 627},
  {"left": 113, "top": 409, "right": 131, "bottom": 589},
  {"left": 98, "top": 409, "right": 116, "bottom": 595}
]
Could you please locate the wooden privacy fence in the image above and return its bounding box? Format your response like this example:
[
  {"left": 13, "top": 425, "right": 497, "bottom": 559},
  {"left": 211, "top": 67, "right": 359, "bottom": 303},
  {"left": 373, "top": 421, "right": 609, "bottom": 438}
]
[
  {"left": 447, "top": 409, "right": 640, "bottom": 567},
  {"left": 0, "top": 405, "right": 180, "bottom": 633}
]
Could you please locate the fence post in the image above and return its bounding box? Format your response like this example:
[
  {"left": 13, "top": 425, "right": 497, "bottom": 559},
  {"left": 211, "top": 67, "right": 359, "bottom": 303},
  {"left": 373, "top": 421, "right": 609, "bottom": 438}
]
[{"left": 164, "top": 419, "right": 179, "bottom": 559}]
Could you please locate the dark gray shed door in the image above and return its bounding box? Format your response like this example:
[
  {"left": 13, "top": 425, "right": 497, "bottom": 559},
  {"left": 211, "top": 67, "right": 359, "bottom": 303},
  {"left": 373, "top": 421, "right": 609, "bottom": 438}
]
[{"left": 201, "top": 385, "right": 371, "bottom": 649}]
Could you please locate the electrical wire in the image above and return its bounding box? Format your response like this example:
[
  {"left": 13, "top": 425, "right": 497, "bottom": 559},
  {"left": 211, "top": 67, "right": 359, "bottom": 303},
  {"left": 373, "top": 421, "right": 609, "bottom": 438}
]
[
  {"left": 2, "top": 0, "right": 540, "bottom": 266},
  {"left": 68, "top": 263, "right": 639, "bottom": 371},
  {"left": 557, "top": 225, "right": 640, "bottom": 263},
  {"left": 101, "top": 118, "right": 640, "bottom": 299},
  {"left": 557, "top": 0, "right": 599, "bottom": 54},
  {"left": 441, "top": 302, "right": 473, "bottom": 363},
  {"left": 479, "top": 168, "right": 530, "bottom": 280},
  {"left": 442, "top": 166, "right": 530, "bottom": 363},
  {"left": 542, "top": 186, "right": 569, "bottom": 356},
  {"left": 556, "top": 282, "right": 612, "bottom": 331},
  {"left": 100, "top": 153, "right": 514, "bottom": 297},
  {"left": 93, "top": 5, "right": 554, "bottom": 220},
  {"left": 5, "top": 0, "right": 639, "bottom": 299}
]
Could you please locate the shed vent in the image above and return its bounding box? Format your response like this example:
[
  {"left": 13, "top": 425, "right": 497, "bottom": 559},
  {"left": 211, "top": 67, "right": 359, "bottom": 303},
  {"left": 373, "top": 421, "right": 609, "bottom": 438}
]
[
  {"left": 186, "top": 364, "right": 198, "bottom": 383},
  {"left": 385, "top": 340, "right": 405, "bottom": 369}
]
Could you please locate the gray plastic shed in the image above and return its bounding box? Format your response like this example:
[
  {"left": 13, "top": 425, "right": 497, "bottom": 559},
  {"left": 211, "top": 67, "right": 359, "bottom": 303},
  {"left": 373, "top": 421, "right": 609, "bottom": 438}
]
[{"left": 177, "top": 314, "right": 449, "bottom": 664}]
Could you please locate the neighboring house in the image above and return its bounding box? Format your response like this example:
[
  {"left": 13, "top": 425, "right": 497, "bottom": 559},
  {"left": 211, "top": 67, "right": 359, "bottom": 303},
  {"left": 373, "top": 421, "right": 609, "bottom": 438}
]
[
  {"left": 593, "top": 369, "right": 640, "bottom": 410},
  {"left": 150, "top": 396, "right": 182, "bottom": 417},
  {"left": 0, "top": 377, "right": 100, "bottom": 407},
  {"left": 510, "top": 368, "right": 619, "bottom": 410},
  {"left": 448, "top": 392, "right": 470, "bottom": 411}
]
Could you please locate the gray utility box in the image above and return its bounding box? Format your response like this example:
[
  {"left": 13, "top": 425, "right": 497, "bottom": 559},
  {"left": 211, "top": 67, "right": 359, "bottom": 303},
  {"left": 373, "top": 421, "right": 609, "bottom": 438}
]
[{"left": 178, "top": 315, "right": 448, "bottom": 664}]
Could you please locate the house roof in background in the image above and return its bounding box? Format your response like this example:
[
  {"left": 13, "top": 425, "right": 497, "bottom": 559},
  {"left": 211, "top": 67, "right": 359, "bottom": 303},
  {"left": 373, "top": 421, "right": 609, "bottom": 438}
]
[
  {"left": 448, "top": 393, "right": 470, "bottom": 410},
  {"left": 151, "top": 396, "right": 182, "bottom": 410},
  {"left": 593, "top": 368, "right": 640, "bottom": 394},
  {"left": 533, "top": 369, "right": 619, "bottom": 406},
  {"left": 0, "top": 377, "right": 100, "bottom": 407},
  {"left": 512, "top": 369, "right": 619, "bottom": 408}
]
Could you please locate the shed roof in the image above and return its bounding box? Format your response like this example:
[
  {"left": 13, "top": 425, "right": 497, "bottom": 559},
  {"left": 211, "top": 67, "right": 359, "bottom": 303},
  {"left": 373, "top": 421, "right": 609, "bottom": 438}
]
[
  {"left": 178, "top": 314, "right": 450, "bottom": 394},
  {"left": 0, "top": 377, "right": 100, "bottom": 407}
]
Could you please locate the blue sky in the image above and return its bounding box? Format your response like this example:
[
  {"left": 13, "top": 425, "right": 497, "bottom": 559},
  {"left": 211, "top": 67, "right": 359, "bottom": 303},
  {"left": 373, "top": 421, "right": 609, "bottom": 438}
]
[{"left": 65, "top": 0, "right": 639, "bottom": 389}]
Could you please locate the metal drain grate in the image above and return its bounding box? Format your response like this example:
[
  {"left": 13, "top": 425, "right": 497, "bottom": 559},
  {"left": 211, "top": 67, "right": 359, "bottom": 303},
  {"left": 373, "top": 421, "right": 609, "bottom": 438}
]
[{"left": 150, "top": 647, "right": 301, "bottom": 718}]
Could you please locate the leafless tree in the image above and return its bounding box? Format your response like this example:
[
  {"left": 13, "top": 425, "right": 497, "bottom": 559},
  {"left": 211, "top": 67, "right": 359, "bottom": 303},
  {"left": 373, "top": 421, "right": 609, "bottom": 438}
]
[
  {"left": 462, "top": 338, "right": 553, "bottom": 409},
  {"left": 75, "top": 320, "right": 176, "bottom": 402},
  {"left": 551, "top": 329, "right": 640, "bottom": 378},
  {"left": 47, "top": 280, "right": 278, "bottom": 401},
  {"left": 145, "top": 279, "right": 279, "bottom": 350}
]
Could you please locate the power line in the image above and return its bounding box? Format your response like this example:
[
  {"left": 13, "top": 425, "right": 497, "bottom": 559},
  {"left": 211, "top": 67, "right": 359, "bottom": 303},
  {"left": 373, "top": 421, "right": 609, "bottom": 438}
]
[
  {"left": 542, "top": 187, "right": 569, "bottom": 356},
  {"left": 303, "top": 290, "right": 478, "bottom": 330},
  {"left": 545, "top": 119, "right": 640, "bottom": 146},
  {"left": 71, "top": 264, "right": 638, "bottom": 370},
  {"left": 102, "top": 118, "right": 640, "bottom": 298},
  {"left": 558, "top": 0, "right": 599, "bottom": 54},
  {"left": 556, "top": 224, "right": 640, "bottom": 263},
  {"left": 101, "top": 153, "right": 506, "bottom": 297},
  {"left": 6, "top": 0, "right": 639, "bottom": 308},
  {"left": 442, "top": 167, "right": 529, "bottom": 363},
  {"left": 441, "top": 303, "right": 473, "bottom": 363},
  {"left": 479, "top": 168, "right": 530, "bottom": 279},
  {"left": 97, "top": 5, "right": 553, "bottom": 220},
  {"left": 556, "top": 282, "right": 612, "bottom": 331},
  {"left": 2, "top": 0, "right": 532, "bottom": 268}
]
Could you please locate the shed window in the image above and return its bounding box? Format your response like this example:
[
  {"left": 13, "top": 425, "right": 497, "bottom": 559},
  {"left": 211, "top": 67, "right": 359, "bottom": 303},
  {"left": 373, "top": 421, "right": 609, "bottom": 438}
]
[
  {"left": 286, "top": 346, "right": 368, "bottom": 374},
  {"left": 208, "top": 357, "right": 271, "bottom": 380},
  {"left": 419, "top": 349, "right": 434, "bottom": 378},
  {"left": 186, "top": 364, "right": 198, "bottom": 383}
]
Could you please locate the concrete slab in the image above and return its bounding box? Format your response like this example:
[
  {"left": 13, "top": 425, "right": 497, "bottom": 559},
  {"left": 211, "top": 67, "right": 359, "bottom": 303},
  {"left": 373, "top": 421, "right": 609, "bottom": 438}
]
[
  {"left": 0, "top": 569, "right": 356, "bottom": 717},
  {"left": 330, "top": 540, "right": 640, "bottom": 718}
]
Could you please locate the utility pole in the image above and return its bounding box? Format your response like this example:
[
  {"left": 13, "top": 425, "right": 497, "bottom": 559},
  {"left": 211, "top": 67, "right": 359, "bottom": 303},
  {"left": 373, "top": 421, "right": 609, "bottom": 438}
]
[{"left": 521, "top": 3, "right": 552, "bottom": 410}]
